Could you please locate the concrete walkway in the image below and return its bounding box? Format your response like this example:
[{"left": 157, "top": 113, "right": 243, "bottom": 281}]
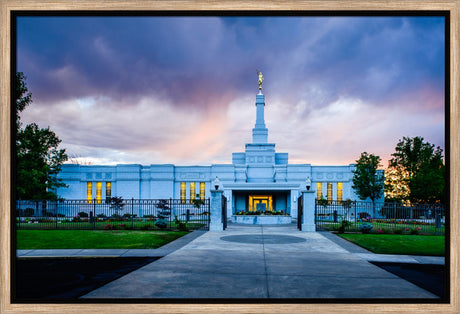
[{"left": 70, "top": 224, "right": 442, "bottom": 299}]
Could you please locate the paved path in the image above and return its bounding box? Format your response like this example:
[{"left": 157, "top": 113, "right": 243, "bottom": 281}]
[{"left": 71, "top": 224, "right": 442, "bottom": 299}]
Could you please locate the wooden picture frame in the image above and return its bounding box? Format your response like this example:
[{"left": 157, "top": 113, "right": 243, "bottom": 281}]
[{"left": 1, "top": 1, "right": 458, "bottom": 313}]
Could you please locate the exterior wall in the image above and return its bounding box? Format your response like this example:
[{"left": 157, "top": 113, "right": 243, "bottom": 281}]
[
  {"left": 54, "top": 91, "right": 383, "bottom": 209},
  {"left": 55, "top": 163, "right": 373, "bottom": 206}
]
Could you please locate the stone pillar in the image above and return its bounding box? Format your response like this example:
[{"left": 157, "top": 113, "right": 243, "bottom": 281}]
[
  {"left": 301, "top": 190, "right": 316, "bottom": 232},
  {"left": 226, "top": 189, "right": 233, "bottom": 217},
  {"left": 210, "top": 189, "right": 224, "bottom": 231},
  {"left": 290, "top": 189, "right": 297, "bottom": 218}
]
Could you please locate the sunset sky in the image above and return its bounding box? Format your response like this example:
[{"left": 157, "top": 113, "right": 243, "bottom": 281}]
[{"left": 16, "top": 15, "right": 446, "bottom": 168}]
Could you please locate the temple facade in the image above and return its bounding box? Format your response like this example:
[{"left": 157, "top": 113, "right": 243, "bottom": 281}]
[{"left": 56, "top": 88, "right": 372, "bottom": 219}]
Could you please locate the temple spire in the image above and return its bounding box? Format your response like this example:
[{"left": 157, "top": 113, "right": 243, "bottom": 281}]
[{"left": 252, "top": 71, "right": 268, "bottom": 143}]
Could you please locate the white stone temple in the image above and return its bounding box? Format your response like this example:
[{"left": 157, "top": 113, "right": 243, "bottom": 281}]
[{"left": 56, "top": 80, "right": 370, "bottom": 219}]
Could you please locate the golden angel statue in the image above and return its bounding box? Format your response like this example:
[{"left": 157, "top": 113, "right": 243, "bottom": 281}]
[{"left": 256, "top": 69, "right": 264, "bottom": 90}]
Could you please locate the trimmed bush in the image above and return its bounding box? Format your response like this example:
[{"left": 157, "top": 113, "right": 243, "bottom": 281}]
[{"left": 359, "top": 223, "right": 373, "bottom": 234}]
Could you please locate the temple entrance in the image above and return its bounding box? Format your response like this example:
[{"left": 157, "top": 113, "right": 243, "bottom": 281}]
[
  {"left": 232, "top": 190, "right": 290, "bottom": 214},
  {"left": 249, "top": 195, "right": 273, "bottom": 212}
]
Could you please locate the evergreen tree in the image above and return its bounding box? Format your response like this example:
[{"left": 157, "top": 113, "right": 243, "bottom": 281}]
[{"left": 352, "top": 152, "right": 385, "bottom": 217}]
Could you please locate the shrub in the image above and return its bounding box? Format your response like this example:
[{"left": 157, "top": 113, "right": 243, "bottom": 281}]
[
  {"left": 357, "top": 212, "right": 368, "bottom": 219},
  {"left": 337, "top": 220, "right": 352, "bottom": 234},
  {"left": 78, "top": 211, "right": 89, "bottom": 218},
  {"left": 24, "top": 208, "right": 35, "bottom": 217},
  {"left": 359, "top": 224, "right": 373, "bottom": 234},
  {"left": 123, "top": 213, "right": 137, "bottom": 219},
  {"left": 174, "top": 215, "right": 188, "bottom": 231},
  {"left": 410, "top": 228, "right": 420, "bottom": 235},
  {"left": 155, "top": 220, "right": 168, "bottom": 229},
  {"left": 394, "top": 228, "right": 403, "bottom": 234},
  {"left": 103, "top": 224, "right": 116, "bottom": 230},
  {"left": 140, "top": 224, "right": 151, "bottom": 230},
  {"left": 317, "top": 197, "right": 329, "bottom": 206},
  {"left": 97, "top": 214, "right": 107, "bottom": 218}
]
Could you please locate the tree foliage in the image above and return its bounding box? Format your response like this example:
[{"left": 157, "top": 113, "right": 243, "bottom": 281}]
[
  {"left": 15, "top": 72, "right": 32, "bottom": 132},
  {"left": 387, "top": 136, "right": 445, "bottom": 204},
  {"left": 15, "top": 72, "right": 68, "bottom": 200},
  {"left": 352, "top": 152, "right": 385, "bottom": 217}
]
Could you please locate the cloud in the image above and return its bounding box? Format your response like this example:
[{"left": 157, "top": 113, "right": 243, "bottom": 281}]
[{"left": 16, "top": 15, "right": 445, "bottom": 167}]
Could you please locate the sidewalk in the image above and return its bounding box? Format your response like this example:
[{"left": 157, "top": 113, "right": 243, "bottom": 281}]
[
  {"left": 17, "top": 227, "right": 445, "bottom": 266},
  {"left": 72, "top": 224, "right": 443, "bottom": 299}
]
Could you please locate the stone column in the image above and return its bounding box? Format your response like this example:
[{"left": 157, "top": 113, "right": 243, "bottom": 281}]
[
  {"left": 210, "top": 189, "right": 224, "bottom": 231},
  {"left": 301, "top": 189, "right": 316, "bottom": 232}
]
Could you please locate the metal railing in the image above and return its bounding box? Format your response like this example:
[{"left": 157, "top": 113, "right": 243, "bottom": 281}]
[
  {"left": 315, "top": 200, "right": 445, "bottom": 235},
  {"left": 16, "top": 198, "right": 210, "bottom": 231}
]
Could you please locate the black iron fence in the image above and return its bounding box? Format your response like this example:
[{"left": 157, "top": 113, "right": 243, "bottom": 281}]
[
  {"left": 16, "top": 199, "right": 210, "bottom": 231},
  {"left": 315, "top": 200, "right": 445, "bottom": 235}
]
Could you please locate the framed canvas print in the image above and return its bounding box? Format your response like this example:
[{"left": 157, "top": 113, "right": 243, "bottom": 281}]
[{"left": 1, "top": 0, "right": 458, "bottom": 313}]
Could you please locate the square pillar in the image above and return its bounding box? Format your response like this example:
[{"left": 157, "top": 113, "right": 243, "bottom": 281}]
[
  {"left": 302, "top": 190, "right": 316, "bottom": 232},
  {"left": 210, "top": 189, "right": 224, "bottom": 231}
]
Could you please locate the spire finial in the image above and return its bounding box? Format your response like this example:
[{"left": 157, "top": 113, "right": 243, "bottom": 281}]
[{"left": 256, "top": 69, "right": 264, "bottom": 91}]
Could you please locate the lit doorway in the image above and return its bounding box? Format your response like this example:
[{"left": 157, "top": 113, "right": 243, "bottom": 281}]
[{"left": 248, "top": 195, "right": 273, "bottom": 212}]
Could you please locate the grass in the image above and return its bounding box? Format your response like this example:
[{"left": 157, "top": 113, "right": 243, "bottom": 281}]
[
  {"left": 317, "top": 221, "right": 445, "bottom": 235},
  {"left": 338, "top": 233, "right": 445, "bottom": 256},
  {"left": 16, "top": 230, "right": 189, "bottom": 249}
]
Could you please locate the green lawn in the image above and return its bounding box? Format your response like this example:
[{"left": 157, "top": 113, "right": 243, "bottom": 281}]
[
  {"left": 16, "top": 230, "right": 189, "bottom": 249},
  {"left": 338, "top": 233, "right": 445, "bottom": 256},
  {"left": 317, "top": 221, "right": 445, "bottom": 235}
]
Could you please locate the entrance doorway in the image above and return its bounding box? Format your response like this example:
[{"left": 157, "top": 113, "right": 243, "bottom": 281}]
[{"left": 249, "top": 195, "right": 273, "bottom": 212}]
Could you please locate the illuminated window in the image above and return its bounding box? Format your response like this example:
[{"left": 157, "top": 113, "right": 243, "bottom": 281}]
[
  {"left": 190, "top": 182, "right": 196, "bottom": 200},
  {"left": 337, "top": 182, "right": 343, "bottom": 203},
  {"left": 180, "top": 182, "right": 186, "bottom": 203},
  {"left": 86, "top": 182, "right": 92, "bottom": 203},
  {"left": 327, "top": 182, "right": 333, "bottom": 202},
  {"left": 96, "top": 182, "right": 102, "bottom": 204},
  {"left": 200, "top": 182, "right": 205, "bottom": 200},
  {"left": 316, "top": 182, "right": 323, "bottom": 199},
  {"left": 106, "top": 182, "right": 112, "bottom": 201}
]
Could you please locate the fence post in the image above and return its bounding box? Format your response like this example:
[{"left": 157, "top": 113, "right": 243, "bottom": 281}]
[
  {"left": 18, "top": 200, "right": 21, "bottom": 230},
  {"left": 169, "top": 198, "right": 172, "bottom": 229},
  {"left": 208, "top": 199, "right": 211, "bottom": 227},
  {"left": 93, "top": 198, "right": 96, "bottom": 230},
  {"left": 55, "top": 200, "right": 58, "bottom": 230},
  {"left": 354, "top": 201, "right": 357, "bottom": 232},
  {"left": 393, "top": 202, "right": 396, "bottom": 233},
  {"left": 94, "top": 200, "right": 96, "bottom": 229},
  {"left": 132, "top": 198, "right": 134, "bottom": 229}
]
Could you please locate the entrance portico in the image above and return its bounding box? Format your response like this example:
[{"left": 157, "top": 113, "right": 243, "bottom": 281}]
[{"left": 223, "top": 183, "right": 302, "bottom": 218}]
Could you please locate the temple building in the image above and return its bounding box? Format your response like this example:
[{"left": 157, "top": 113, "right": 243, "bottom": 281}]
[{"left": 56, "top": 78, "right": 369, "bottom": 219}]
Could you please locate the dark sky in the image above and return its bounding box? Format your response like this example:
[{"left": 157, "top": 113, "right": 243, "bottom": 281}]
[{"left": 16, "top": 16, "right": 445, "bottom": 166}]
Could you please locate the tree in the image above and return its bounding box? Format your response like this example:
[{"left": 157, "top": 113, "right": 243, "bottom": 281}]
[
  {"left": 352, "top": 152, "right": 385, "bottom": 217},
  {"left": 15, "top": 72, "right": 32, "bottom": 133},
  {"left": 387, "top": 136, "right": 444, "bottom": 204},
  {"left": 15, "top": 73, "right": 68, "bottom": 200}
]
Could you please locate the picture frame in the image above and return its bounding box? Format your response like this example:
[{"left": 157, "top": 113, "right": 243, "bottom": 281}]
[{"left": 1, "top": 1, "right": 458, "bottom": 313}]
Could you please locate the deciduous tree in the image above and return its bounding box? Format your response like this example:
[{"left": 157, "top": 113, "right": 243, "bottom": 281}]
[
  {"left": 15, "top": 73, "right": 68, "bottom": 200},
  {"left": 387, "top": 136, "right": 444, "bottom": 204}
]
